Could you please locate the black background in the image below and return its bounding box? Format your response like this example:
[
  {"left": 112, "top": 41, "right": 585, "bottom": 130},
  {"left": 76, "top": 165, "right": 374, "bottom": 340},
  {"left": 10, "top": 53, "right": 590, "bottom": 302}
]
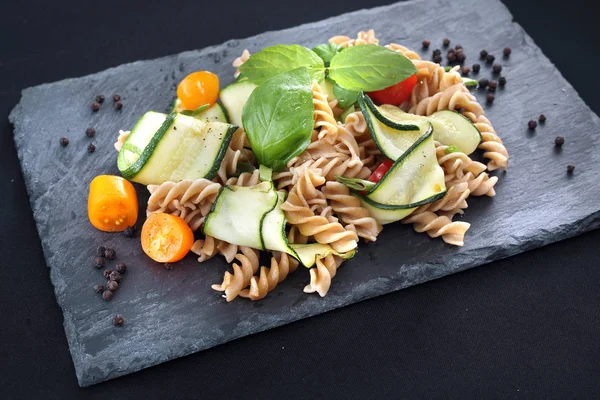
[{"left": 1, "top": 0, "right": 599, "bottom": 398}]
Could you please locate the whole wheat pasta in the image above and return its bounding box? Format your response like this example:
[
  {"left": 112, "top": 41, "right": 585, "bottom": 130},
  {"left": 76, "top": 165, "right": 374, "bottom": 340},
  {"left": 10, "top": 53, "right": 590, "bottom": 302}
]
[
  {"left": 312, "top": 81, "right": 339, "bottom": 144},
  {"left": 474, "top": 115, "right": 509, "bottom": 171},
  {"left": 402, "top": 211, "right": 470, "bottom": 246},
  {"left": 329, "top": 29, "right": 379, "bottom": 48},
  {"left": 114, "top": 130, "right": 130, "bottom": 152},
  {"left": 303, "top": 254, "right": 344, "bottom": 297},
  {"left": 232, "top": 49, "right": 250, "bottom": 78},
  {"left": 239, "top": 252, "right": 297, "bottom": 301},
  {"left": 211, "top": 246, "right": 260, "bottom": 302},
  {"left": 386, "top": 43, "right": 421, "bottom": 60},
  {"left": 408, "top": 83, "right": 484, "bottom": 117}
]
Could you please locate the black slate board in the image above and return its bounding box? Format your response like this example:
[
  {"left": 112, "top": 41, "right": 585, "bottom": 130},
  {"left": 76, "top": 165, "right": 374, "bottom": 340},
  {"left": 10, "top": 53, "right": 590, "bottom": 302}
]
[{"left": 9, "top": 0, "right": 600, "bottom": 387}]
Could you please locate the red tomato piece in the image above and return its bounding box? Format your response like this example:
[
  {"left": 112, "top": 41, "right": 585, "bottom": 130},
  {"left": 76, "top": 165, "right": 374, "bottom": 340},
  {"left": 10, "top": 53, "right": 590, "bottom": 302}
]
[
  {"left": 368, "top": 159, "right": 394, "bottom": 183},
  {"left": 367, "top": 74, "right": 418, "bottom": 106}
]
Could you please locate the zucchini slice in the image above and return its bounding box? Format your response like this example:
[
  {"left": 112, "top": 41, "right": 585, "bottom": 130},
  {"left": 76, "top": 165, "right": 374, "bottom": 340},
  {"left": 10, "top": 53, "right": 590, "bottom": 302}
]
[
  {"left": 219, "top": 80, "right": 257, "bottom": 128},
  {"left": 169, "top": 99, "right": 229, "bottom": 123},
  {"left": 118, "top": 112, "right": 237, "bottom": 185}
]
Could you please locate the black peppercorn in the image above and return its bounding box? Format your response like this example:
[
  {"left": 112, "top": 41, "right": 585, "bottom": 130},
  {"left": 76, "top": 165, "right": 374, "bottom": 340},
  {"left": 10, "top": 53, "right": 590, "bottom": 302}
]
[
  {"left": 447, "top": 52, "right": 457, "bottom": 62},
  {"left": 461, "top": 66, "right": 470, "bottom": 76},
  {"left": 478, "top": 78, "right": 489, "bottom": 88},
  {"left": 95, "top": 95, "right": 105, "bottom": 104},
  {"left": 422, "top": 40, "right": 430, "bottom": 49},
  {"left": 113, "top": 94, "right": 121, "bottom": 102},
  {"left": 105, "top": 248, "right": 116, "bottom": 260},
  {"left": 59, "top": 137, "right": 69, "bottom": 147},
  {"left": 528, "top": 120, "right": 538, "bottom": 130},
  {"left": 492, "top": 64, "right": 502, "bottom": 74},
  {"left": 115, "top": 101, "right": 123, "bottom": 111},
  {"left": 91, "top": 102, "right": 101, "bottom": 112},
  {"left": 480, "top": 49, "right": 488, "bottom": 59},
  {"left": 96, "top": 246, "right": 106, "bottom": 257},
  {"left": 433, "top": 55, "right": 443, "bottom": 64},
  {"left": 85, "top": 127, "right": 96, "bottom": 138},
  {"left": 503, "top": 47, "right": 512, "bottom": 57},
  {"left": 539, "top": 114, "right": 547, "bottom": 123},
  {"left": 486, "top": 54, "right": 495, "bottom": 64},
  {"left": 94, "top": 257, "right": 105, "bottom": 269},
  {"left": 567, "top": 164, "right": 575, "bottom": 173},
  {"left": 102, "top": 290, "right": 113, "bottom": 301},
  {"left": 455, "top": 44, "right": 463, "bottom": 51},
  {"left": 123, "top": 225, "right": 135, "bottom": 238},
  {"left": 107, "top": 280, "right": 119, "bottom": 292},
  {"left": 112, "top": 315, "right": 124, "bottom": 327},
  {"left": 488, "top": 80, "right": 498, "bottom": 91},
  {"left": 456, "top": 51, "right": 466, "bottom": 63},
  {"left": 555, "top": 136, "right": 565, "bottom": 146},
  {"left": 498, "top": 76, "right": 507, "bottom": 87},
  {"left": 109, "top": 271, "right": 123, "bottom": 282},
  {"left": 164, "top": 263, "right": 173, "bottom": 270},
  {"left": 432, "top": 49, "right": 441, "bottom": 57},
  {"left": 486, "top": 93, "right": 495, "bottom": 104},
  {"left": 115, "top": 263, "right": 127, "bottom": 274},
  {"left": 87, "top": 143, "right": 96, "bottom": 153},
  {"left": 103, "top": 269, "right": 113, "bottom": 279},
  {"left": 443, "top": 38, "right": 450, "bottom": 46},
  {"left": 94, "top": 284, "right": 104, "bottom": 294},
  {"left": 472, "top": 63, "right": 480, "bottom": 73}
]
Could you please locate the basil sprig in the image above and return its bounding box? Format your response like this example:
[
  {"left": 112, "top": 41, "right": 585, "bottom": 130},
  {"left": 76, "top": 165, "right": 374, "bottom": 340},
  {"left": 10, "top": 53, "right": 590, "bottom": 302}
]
[
  {"left": 328, "top": 44, "right": 417, "bottom": 91},
  {"left": 312, "top": 43, "right": 343, "bottom": 66},
  {"left": 239, "top": 44, "right": 325, "bottom": 85},
  {"left": 242, "top": 67, "right": 314, "bottom": 171}
]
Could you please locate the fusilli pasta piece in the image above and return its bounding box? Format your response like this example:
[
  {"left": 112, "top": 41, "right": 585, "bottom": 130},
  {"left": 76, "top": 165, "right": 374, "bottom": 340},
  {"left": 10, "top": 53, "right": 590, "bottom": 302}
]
[
  {"left": 321, "top": 181, "right": 382, "bottom": 242},
  {"left": 225, "top": 169, "right": 261, "bottom": 187},
  {"left": 312, "top": 81, "right": 338, "bottom": 144},
  {"left": 474, "top": 115, "right": 509, "bottom": 171},
  {"left": 239, "top": 252, "right": 298, "bottom": 300},
  {"left": 211, "top": 246, "right": 260, "bottom": 302},
  {"left": 329, "top": 29, "right": 379, "bottom": 48},
  {"left": 408, "top": 84, "right": 484, "bottom": 117},
  {"left": 386, "top": 43, "right": 421, "bottom": 60},
  {"left": 114, "top": 130, "right": 129, "bottom": 152},
  {"left": 232, "top": 49, "right": 250, "bottom": 78},
  {"left": 303, "top": 254, "right": 344, "bottom": 297},
  {"left": 402, "top": 211, "right": 470, "bottom": 246}
]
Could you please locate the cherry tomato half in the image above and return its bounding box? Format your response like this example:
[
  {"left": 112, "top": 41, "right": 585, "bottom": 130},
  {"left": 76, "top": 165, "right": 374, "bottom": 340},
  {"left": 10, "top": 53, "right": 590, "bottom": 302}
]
[
  {"left": 141, "top": 213, "right": 194, "bottom": 263},
  {"left": 367, "top": 74, "right": 418, "bottom": 106},
  {"left": 368, "top": 159, "right": 394, "bottom": 183},
  {"left": 88, "top": 175, "right": 138, "bottom": 232},
  {"left": 177, "top": 71, "right": 220, "bottom": 110}
]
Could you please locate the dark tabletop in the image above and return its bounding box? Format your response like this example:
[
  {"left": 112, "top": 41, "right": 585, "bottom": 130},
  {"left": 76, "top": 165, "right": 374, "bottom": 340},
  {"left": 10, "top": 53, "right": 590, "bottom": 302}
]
[{"left": 1, "top": 0, "right": 599, "bottom": 398}]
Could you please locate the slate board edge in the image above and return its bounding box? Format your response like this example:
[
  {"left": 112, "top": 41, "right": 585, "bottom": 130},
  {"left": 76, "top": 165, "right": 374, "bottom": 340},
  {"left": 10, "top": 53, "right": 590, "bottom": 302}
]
[{"left": 7, "top": 0, "right": 600, "bottom": 387}]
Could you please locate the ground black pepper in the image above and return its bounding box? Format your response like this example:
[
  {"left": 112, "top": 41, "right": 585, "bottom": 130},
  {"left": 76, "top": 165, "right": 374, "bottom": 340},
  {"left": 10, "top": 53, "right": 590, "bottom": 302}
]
[
  {"left": 113, "top": 94, "right": 121, "bottom": 102},
  {"left": 486, "top": 54, "right": 495, "bottom": 64},
  {"left": 85, "top": 127, "right": 95, "bottom": 138},
  {"left": 123, "top": 226, "right": 135, "bottom": 238},
  {"left": 539, "top": 114, "right": 547, "bottom": 123},
  {"left": 115, "top": 263, "right": 127, "bottom": 274},
  {"left": 488, "top": 80, "right": 498, "bottom": 91},
  {"left": 433, "top": 55, "right": 443, "bottom": 64},
  {"left": 486, "top": 93, "right": 495, "bottom": 104},
  {"left": 443, "top": 38, "right": 450, "bottom": 46},
  {"left": 114, "top": 101, "right": 123, "bottom": 111},
  {"left": 555, "top": 136, "right": 565, "bottom": 146},
  {"left": 503, "top": 47, "right": 512, "bottom": 57},
  {"left": 112, "top": 315, "right": 124, "bottom": 327},
  {"left": 109, "top": 271, "right": 122, "bottom": 282},
  {"left": 95, "top": 95, "right": 105, "bottom": 104},
  {"left": 103, "top": 269, "right": 113, "bottom": 279},
  {"left": 493, "top": 64, "right": 502, "bottom": 74},
  {"left": 461, "top": 66, "right": 470, "bottom": 76},
  {"left": 432, "top": 49, "right": 441, "bottom": 57},
  {"left": 104, "top": 248, "right": 116, "bottom": 260},
  {"left": 94, "top": 284, "right": 104, "bottom": 294},
  {"left": 498, "top": 76, "right": 507, "bottom": 87},
  {"left": 480, "top": 49, "right": 488, "bottom": 59},
  {"left": 87, "top": 143, "right": 96, "bottom": 153},
  {"left": 164, "top": 263, "right": 173, "bottom": 270},
  {"left": 59, "top": 137, "right": 69, "bottom": 147},
  {"left": 91, "top": 102, "right": 100, "bottom": 112},
  {"left": 567, "top": 164, "right": 575, "bottom": 173},
  {"left": 94, "top": 257, "right": 105, "bottom": 269},
  {"left": 422, "top": 40, "right": 430, "bottom": 49},
  {"left": 472, "top": 63, "right": 480, "bottom": 73},
  {"left": 478, "top": 78, "right": 489, "bottom": 89},
  {"left": 107, "top": 280, "right": 119, "bottom": 292},
  {"left": 528, "top": 120, "right": 538, "bottom": 130},
  {"left": 102, "top": 290, "right": 114, "bottom": 301}
]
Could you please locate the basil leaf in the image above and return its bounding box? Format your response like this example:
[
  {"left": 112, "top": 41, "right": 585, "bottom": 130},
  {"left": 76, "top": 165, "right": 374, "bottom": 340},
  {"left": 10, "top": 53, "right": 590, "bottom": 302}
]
[
  {"left": 332, "top": 81, "right": 359, "bottom": 108},
  {"left": 242, "top": 67, "right": 314, "bottom": 171},
  {"left": 312, "top": 43, "right": 343, "bottom": 66},
  {"left": 328, "top": 44, "right": 417, "bottom": 91},
  {"left": 239, "top": 44, "right": 325, "bottom": 85}
]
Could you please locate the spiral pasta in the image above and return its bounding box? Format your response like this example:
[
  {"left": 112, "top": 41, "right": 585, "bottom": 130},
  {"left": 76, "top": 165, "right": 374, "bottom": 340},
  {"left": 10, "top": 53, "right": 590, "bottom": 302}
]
[
  {"left": 329, "top": 29, "right": 379, "bottom": 48},
  {"left": 211, "top": 246, "right": 260, "bottom": 302},
  {"left": 232, "top": 49, "right": 250, "bottom": 78},
  {"left": 474, "top": 115, "right": 509, "bottom": 171},
  {"left": 114, "top": 130, "right": 130, "bottom": 152},
  {"left": 402, "top": 211, "right": 471, "bottom": 246},
  {"left": 312, "top": 81, "right": 338, "bottom": 144},
  {"left": 237, "top": 252, "right": 296, "bottom": 300},
  {"left": 303, "top": 254, "right": 344, "bottom": 297},
  {"left": 386, "top": 43, "right": 421, "bottom": 60},
  {"left": 408, "top": 83, "right": 484, "bottom": 117}
]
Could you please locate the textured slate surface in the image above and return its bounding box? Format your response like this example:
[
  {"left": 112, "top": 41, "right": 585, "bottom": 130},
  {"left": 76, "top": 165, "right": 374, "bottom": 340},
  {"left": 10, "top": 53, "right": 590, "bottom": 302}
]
[{"left": 9, "top": 0, "right": 600, "bottom": 387}]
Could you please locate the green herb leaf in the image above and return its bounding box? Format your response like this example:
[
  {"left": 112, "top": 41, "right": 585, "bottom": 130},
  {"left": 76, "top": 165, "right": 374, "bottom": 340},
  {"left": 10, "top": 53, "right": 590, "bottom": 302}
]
[
  {"left": 444, "top": 145, "right": 461, "bottom": 154},
  {"left": 242, "top": 67, "right": 314, "bottom": 171},
  {"left": 239, "top": 44, "right": 325, "bottom": 85},
  {"left": 180, "top": 103, "right": 210, "bottom": 116},
  {"left": 328, "top": 44, "right": 417, "bottom": 92},
  {"left": 332, "top": 80, "right": 359, "bottom": 108},
  {"left": 312, "top": 43, "right": 343, "bottom": 66},
  {"left": 335, "top": 176, "right": 376, "bottom": 192},
  {"left": 444, "top": 66, "right": 452, "bottom": 72},
  {"left": 462, "top": 77, "right": 478, "bottom": 87}
]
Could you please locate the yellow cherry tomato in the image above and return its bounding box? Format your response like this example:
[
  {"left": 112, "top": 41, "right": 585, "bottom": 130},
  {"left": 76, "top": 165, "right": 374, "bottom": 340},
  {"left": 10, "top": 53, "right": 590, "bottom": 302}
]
[
  {"left": 177, "top": 71, "right": 219, "bottom": 110},
  {"left": 141, "top": 213, "right": 194, "bottom": 263},
  {"left": 88, "top": 175, "right": 138, "bottom": 232}
]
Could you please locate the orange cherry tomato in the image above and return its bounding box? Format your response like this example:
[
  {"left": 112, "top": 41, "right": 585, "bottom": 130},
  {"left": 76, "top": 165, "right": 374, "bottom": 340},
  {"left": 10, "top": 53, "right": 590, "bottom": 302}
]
[
  {"left": 177, "top": 71, "right": 220, "bottom": 110},
  {"left": 88, "top": 175, "right": 138, "bottom": 232},
  {"left": 141, "top": 213, "right": 194, "bottom": 263},
  {"left": 367, "top": 74, "right": 418, "bottom": 106}
]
